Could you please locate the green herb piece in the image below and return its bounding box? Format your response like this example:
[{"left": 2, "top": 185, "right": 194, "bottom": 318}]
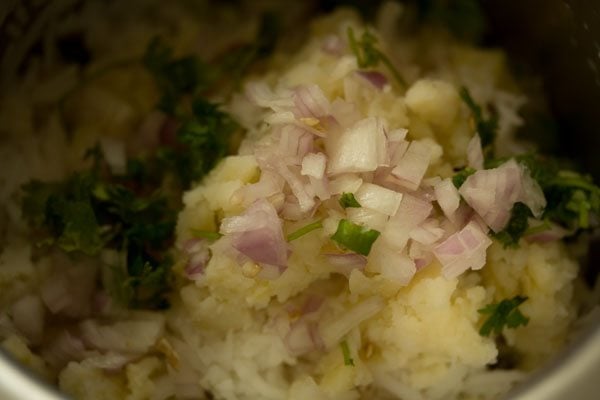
[
  {"left": 172, "top": 98, "right": 239, "bottom": 186},
  {"left": 340, "top": 340, "right": 355, "bottom": 366},
  {"left": 505, "top": 154, "right": 600, "bottom": 232},
  {"left": 21, "top": 147, "right": 176, "bottom": 310},
  {"left": 459, "top": 87, "right": 498, "bottom": 158},
  {"left": 452, "top": 167, "right": 476, "bottom": 189},
  {"left": 493, "top": 202, "right": 533, "bottom": 248},
  {"left": 478, "top": 296, "right": 529, "bottom": 337},
  {"left": 191, "top": 229, "right": 223, "bottom": 241},
  {"left": 339, "top": 193, "right": 361, "bottom": 209},
  {"left": 287, "top": 220, "right": 323, "bottom": 242},
  {"left": 22, "top": 173, "right": 105, "bottom": 256},
  {"left": 143, "top": 37, "right": 215, "bottom": 114},
  {"left": 331, "top": 219, "right": 380, "bottom": 256},
  {"left": 347, "top": 27, "right": 406, "bottom": 88}
]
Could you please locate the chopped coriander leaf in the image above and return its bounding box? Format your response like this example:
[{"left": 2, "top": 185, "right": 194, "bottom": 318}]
[
  {"left": 339, "top": 192, "right": 361, "bottom": 209},
  {"left": 191, "top": 229, "right": 223, "bottom": 241},
  {"left": 143, "top": 37, "right": 216, "bottom": 114},
  {"left": 287, "top": 220, "right": 323, "bottom": 242},
  {"left": 347, "top": 27, "right": 406, "bottom": 88},
  {"left": 493, "top": 202, "right": 533, "bottom": 248},
  {"left": 478, "top": 296, "right": 529, "bottom": 337},
  {"left": 340, "top": 340, "right": 355, "bottom": 366},
  {"left": 459, "top": 87, "right": 497, "bottom": 157},
  {"left": 508, "top": 155, "right": 600, "bottom": 231},
  {"left": 174, "top": 98, "right": 239, "bottom": 186},
  {"left": 21, "top": 145, "right": 177, "bottom": 310},
  {"left": 331, "top": 219, "right": 380, "bottom": 256},
  {"left": 452, "top": 167, "right": 476, "bottom": 188}
]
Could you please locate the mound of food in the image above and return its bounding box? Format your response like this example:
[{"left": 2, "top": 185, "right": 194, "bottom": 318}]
[{"left": 0, "top": 1, "right": 598, "bottom": 400}]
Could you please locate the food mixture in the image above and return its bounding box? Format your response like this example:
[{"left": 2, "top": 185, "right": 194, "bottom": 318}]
[{"left": 0, "top": 1, "right": 599, "bottom": 400}]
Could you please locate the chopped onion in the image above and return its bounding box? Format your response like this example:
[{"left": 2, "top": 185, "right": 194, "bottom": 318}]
[
  {"left": 321, "top": 34, "right": 345, "bottom": 56},
  {"left": 459, "top": 159, "right": 546, "bottom": 232},
  {"left": 42, "top": 330, "right": 88, "bottom": 368},
  {"left": 278, "top": 124, "right": 314, "bottom": 163},
  {"left": 301, "top": 152, "right": 327, "bottom": 179},
  {"left": 327, "top": 117, "right": 387, "bottom": 175},
  {"left": 433, "top": 220, "right": 492, "bottom": 279},
  {"left": 467, "top": 135, "right": 484, "bottom": 170},
  {"left": 390, "top": 140, "right": 431, "bottom": 191},
  {"left": 80, "top": 316, "right": 165, "bottom": 354},
  {"left": 409, "top": 219, "right": 445, "bottom": 245},
  {"left": 284, "top": 320, "right": 322, "bottom": 356},
  {"left": 41, "top": 263, "right": 97, "bottom": 318},
  {"left": 382, "top": 194, "right": 433, "bottom": 251},
  {"left": 306, "top": 175, "right": 331, "bottom": 201},
  {"left": 346, "top": 207, "right": 389, "bottom": 232},
  {"left": 319, "top": 296, "right": 384, "bottom": 348},
  {"left": 84, "top": 352, "right": 138, "bottom": 372},
  {"left": 99, "top": 137, "right": 126, "bottom": 175},
  {"left": 235, "top": 170, "right": 285, "bottom": 207},
  {"left": 330, "top": 98, "right": 361, "bottom": 129},
  {"left": 220, "top": 199, "right": 288, "bottom": 267},
  {"left": 434, "top": 178, "right": 461, "bottom": 220},
  {"left": 356, "top": 70, "right": 389, "bottom": 90},
  {"left": 369, "top": 241, "right": 416, "bottom": 285},
  {"left": 245, "top": 81, "right": 294, "bottom": 111},
  {"left": 329, "top": 174, "right": 363, "bottom": 195},
  {"left": 292, "top": 84, "right": 331, "bottom": 118},
  {"left": 325, "top": 253, "right": 367, "bottom": 277},
  {"left": 354, "top": 182, "right": 403, "bottom": 216}
]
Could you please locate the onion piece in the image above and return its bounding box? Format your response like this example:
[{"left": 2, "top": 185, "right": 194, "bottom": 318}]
[
  {"left": 434, "top": 178, "right": 461, "bottom": 220},
  {"left": 99, "top": 137, "right": 126, "bottom": 175},
  {"left": 369, "top": 241, "right": 416, "bottom": 285},
  {"left": 382, "top": 194, "right": 433, "bottom": 251},
  {"left": 356, "top": 70, "right": 388, "bottom": 90},
  {"left": 220, "top": 198, "right": 288, "bottom": 268},
  {"left": 346, "top": 207, "right": 389, "bottom": 232},
  {"left": 319, "top": 296, "right": 384, "bottom": 348},
  {"left": 459, "top": 159, "right": 546, "bottom": 232},
  {"left": 322, "top": 34, "right": 345, "bottom": 56},
  {"left": 292, "top": 84, "right": 331, "bottom": 118},
  {"left": 42, "top": 330, "right": 89, "bottom": 368},
  {"left": 433, "top": 220, "right": 492, "bottom": 279},
  {"left": 325, "top": 253, "right": 367, "bottom": 277},
  {"left": 301, "top": 152, "right": 327, "bottom": 179},
  {"left": 284, "top": 320, "right": 322, "bottom": 356},
  {"left": 245, "top": 82, "right": 294, "bottom": 111},
  {"left": 41, "top": 262, "right": 97, "bottom": 318},
  {"left": 80, "top": 316, "right": 165, "bottom": 354},
  {"left": 390, "top": 140, "right": 431, "bottom": 191},
  {"left": 467, "top": 135, "right": 484, "bottom": 170},
  {"left": 84, "top": 352, "right": 138, "bottom": 372},
  {"left": 278, "top": 124, "right": 314, "bottom": 163},
  {"left": 409, "top": 219, "right": 445, "bottom": 245},
  {"left": 235, "top": 170, "right": 285, "bottom": 207},
  {"left": 354, "top": 182, "right": 403, "bottom": 216},
  {"left": 327, "top": 117, "right": 387, "bottom": 175},
  {"left": 329, "top": 174, "right": 363, "bottom": 195}
]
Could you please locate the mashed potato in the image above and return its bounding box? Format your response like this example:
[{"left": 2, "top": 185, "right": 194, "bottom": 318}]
[{"left": 0, "top": 2, "right": 588, "bottom": 400}]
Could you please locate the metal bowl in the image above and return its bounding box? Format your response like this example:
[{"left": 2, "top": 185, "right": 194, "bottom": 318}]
[{"left": 0, "top": 1, "right": 598, "bottom": 399}]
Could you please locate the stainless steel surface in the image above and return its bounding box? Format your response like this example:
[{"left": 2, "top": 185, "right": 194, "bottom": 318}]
[
  {"left": 0, "top": 1, "right": 599, "bottom": 399},
  {"left": 0, "top": 351, "right": 66, "bottom": 400}
]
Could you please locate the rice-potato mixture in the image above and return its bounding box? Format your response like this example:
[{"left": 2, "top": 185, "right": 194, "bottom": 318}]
[{"left": 0, "top": 4, "right": 581, "bottom": 400}]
